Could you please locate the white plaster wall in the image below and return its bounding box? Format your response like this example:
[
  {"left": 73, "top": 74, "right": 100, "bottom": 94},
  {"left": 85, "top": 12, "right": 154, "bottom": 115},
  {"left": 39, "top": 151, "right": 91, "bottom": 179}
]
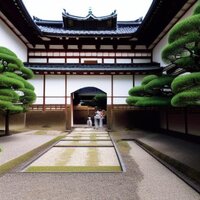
[
  {"left": 100, "top": 45, "right": 113, "bottom": 50},
  {"left": 113, "top": 98, "right": 127, "bottom": 104},
  {"left": 49, "top": 45, "right": 64, "bottom": 49},
  {"left": 45, "top": 75, "right": 65, "bottom": 105},
  {"left": 48, "top": 58, "right": 65, "bottom": 63},
  {"left": 67, "top": 58, "right": 79, "bottom": 63},
  {"left": 133, "top": 58, "right": 151, "bottom": 63},
  {"left": 68, "top": 45, "right": 78, "bottom": 49},
  {"left": 29, "top": 75, "right": 43, "bottom": 104},
  {"left": 116, "top": 58, "right": 132, "bottom": 64},
  {"left": 113, "top": 75, "right": 133, "bottom": 96},
  {"left": 67, "top": 75, "right": 111, "bottom": 104},
  {"left": 67, "top": 75, "right": 111, "bottom": 95},
  {"left": 117, "top": 45, "right": 131, "bottom": 50},
  {"left": 104, "top": 59, "right": 115, "bottom": 63},
  {"left": 45, "top": 98, "right": 65, "bottom": 104},
  {"left": 82, "top": 45, "right": 96, "bottom": 49},
  {"left": 45, "top": 75, "right": 65, "bottom": 96},
  {"left": 35, "top": 45, "right": 45, "bottom": 49},
  {"left": 0, "top": 18, "right": 27, "bottom": 61},
  {"left": 134, "top": 75, "right": 146, "bottom": 86},
  {"left": 153, "top": 3, "right": 197, "bottom": 66},
  {"left": 113, "top": 75, "right": 133, "bottom": 104},
  {"left": 29, "top": 58, "right": 47, "bottom": 63}
]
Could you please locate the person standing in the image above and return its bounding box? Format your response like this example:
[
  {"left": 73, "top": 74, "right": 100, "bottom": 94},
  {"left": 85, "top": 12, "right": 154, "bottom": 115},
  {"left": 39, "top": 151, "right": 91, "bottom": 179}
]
[{"left": 94, "top": 109, "right": 101, "bottom": 129}]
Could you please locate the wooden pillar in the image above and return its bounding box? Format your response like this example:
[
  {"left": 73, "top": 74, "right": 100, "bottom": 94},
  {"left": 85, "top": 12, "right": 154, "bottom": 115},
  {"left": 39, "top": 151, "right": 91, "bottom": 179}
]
[
  {"left": 106, "top": 75, "right": 113, "bottom": 130},
  {"left": 65, "top": 75, "right": 67, "bottom": 107},
  {"left": 65, "top": 75, "right": 72, "bottom": 130},
  {"left": 65, "top": 104, "right": 71, "bottom": 130},
  {"left": 132, "top": 74, "right": 135, "bottom": 87},
  {"left": 43, "top": 74, "right": 46, "bottom": 112}
]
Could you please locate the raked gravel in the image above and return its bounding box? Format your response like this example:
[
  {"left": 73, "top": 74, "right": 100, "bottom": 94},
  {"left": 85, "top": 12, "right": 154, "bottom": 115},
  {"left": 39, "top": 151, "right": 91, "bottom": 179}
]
[{"left": 0, "top": 139, "right": 199, "bottom": 200}]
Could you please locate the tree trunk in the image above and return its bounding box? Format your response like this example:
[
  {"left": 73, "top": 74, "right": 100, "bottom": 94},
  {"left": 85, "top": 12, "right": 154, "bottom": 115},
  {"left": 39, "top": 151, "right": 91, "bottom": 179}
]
[{"left": 5, "top": 110, "right": 10, "bottom": 136}]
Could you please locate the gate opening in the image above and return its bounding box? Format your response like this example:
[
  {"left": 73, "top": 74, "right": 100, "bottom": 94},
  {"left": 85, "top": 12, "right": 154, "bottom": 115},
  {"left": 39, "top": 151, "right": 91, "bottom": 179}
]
[{"left": 72, "top": 87, "right": 107, "bottom": 125}]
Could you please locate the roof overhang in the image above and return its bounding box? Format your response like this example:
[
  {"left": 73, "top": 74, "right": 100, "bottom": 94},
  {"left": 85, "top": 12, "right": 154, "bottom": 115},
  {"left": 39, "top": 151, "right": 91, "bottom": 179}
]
[
  {"left": 137, "top": 0, "right": 197, "bottom": 49},
  {"left": 25, "top": 63, "right": 162, "bottom": 75}
]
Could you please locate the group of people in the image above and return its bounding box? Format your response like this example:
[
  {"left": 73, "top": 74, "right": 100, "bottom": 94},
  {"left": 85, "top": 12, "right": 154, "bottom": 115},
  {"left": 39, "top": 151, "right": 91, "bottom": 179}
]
[{"left": 87, "top": 109, "right": 105, "bottom": 129}]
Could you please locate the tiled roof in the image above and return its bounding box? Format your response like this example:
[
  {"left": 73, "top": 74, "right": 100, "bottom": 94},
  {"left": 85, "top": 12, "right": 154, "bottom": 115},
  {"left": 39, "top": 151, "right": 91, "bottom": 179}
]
[
  {"left": 37, "top": 23, "right": 139, "bottom": 36},
  {"left": 26, "top": 63, "right": 161, "bottom": 72}
]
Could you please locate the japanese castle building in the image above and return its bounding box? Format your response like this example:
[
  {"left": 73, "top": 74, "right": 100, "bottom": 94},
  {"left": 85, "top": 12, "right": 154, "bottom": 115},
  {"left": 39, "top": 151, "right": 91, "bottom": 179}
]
[{"left": 0, "top": 0, "right": 199, "bottom": 134}]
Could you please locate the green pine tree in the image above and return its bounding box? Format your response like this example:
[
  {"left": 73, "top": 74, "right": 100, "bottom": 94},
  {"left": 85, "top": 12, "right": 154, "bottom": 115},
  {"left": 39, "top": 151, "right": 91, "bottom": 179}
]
[
  {"left": 126, "top": 74, "right": 173, "bottom": 107},
  {"left": 0, "top": 47, "right": 36, "bottom": 135},
  {"left": 162, "top": 3, "right": 200, "bottom": 71},
  {"left": 162, "top": 3, "right": 200, "bottom": 107}
]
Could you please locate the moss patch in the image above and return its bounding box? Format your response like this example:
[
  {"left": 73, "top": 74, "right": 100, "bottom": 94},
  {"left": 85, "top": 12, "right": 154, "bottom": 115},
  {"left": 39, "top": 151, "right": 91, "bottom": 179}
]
[
  {"left": 55, "top": 148, "right": 76, "bottom": 166},
  {"left": 117, "top": 141, "right": 131, "bottom": 154},
  {"left": 86, "top": 144, "right": 99, "bottom": 166},
  {"left": 25, "top": 166, "right": 122, "bottom": 172},
  {"left": 34, "top": 130, "right": 47, "bottom": 135}
]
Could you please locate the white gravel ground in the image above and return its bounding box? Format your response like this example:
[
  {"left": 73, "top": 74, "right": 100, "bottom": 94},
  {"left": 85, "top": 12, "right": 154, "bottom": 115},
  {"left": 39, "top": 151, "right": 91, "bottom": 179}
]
[
  {"left": 0, "top": 137, "right": 199, "bottom": 200},
  {"left": 1, "top": 128, "right": 199, "bottom": 200},
  {"left": 0, "top": 131, "right": 58, "bottom": 165},
  {"left": 128, "top": 141, "right": 200, "bottom": 200}
]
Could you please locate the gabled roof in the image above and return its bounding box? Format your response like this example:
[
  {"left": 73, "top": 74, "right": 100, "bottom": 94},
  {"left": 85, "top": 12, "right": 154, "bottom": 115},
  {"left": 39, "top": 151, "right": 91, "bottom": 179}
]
[
  {"left": 0, "top": 0, "right": 197, "bottom": 48},
  {"left": 62, "top": 9, "right": 117, "bottom": 30},
  {"left": 62, "top": 9, "right": 117, "bottom": 21},
  {"left": 35, "top": 20, "right": 140, "bottom": 37},
  {"left": 33, "top": 9, "right": 141, "bottom": 36}
]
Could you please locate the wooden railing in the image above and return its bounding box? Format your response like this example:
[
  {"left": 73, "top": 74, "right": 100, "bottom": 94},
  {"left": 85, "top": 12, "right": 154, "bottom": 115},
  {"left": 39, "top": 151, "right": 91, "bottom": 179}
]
[{"left": 29, "top": 104, "right": 66, "bottom": 111}]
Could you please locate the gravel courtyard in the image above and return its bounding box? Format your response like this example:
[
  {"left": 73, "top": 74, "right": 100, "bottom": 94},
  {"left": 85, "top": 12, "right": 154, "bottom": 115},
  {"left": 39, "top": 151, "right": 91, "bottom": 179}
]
[{"left": 0, "top": 129, "right": 199, "bottom": 200}]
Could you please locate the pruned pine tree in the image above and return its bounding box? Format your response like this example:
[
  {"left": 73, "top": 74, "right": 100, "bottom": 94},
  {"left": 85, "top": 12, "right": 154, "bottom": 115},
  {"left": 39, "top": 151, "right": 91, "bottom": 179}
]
[
  {"left": 126, "top": 75, "right": 173, "bottom": 107},
  {"left": 162, "top": 3, "right": 200, "bottom": 107},
  {"left": 0, "top": 47, "right": 36, "bottom": 135}
]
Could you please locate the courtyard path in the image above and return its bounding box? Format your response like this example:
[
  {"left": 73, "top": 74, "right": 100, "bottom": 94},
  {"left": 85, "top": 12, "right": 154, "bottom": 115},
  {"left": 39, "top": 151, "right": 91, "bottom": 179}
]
[
  {"left": 0, "top": 128, "right": 199, "bottom": 200},
  {"left": 24, "top": 128, "right": 122, "bottom": 172}
]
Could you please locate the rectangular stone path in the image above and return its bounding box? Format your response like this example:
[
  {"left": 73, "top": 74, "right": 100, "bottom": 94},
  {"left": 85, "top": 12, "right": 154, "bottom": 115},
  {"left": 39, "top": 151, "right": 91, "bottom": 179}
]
[{"left": 24, "top": 128, "right": 122, "bottom": 172}]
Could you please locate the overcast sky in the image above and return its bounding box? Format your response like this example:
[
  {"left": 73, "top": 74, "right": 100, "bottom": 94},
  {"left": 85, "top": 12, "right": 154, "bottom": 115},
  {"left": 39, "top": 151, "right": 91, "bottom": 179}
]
[{"left": 22, "top": 0, "right": 153, "bottom": 21}]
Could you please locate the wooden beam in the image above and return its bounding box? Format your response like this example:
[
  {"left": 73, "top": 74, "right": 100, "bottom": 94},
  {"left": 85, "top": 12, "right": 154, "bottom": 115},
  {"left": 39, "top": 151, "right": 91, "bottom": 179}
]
[{"left": 43, "top": 74, "right": 46, "bottom": 111}]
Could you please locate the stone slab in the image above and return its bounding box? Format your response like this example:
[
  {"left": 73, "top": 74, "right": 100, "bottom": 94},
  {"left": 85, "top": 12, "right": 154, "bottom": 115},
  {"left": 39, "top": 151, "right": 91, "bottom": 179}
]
[
  {"left": 62, "top": 136, "right": 110, "bottom": 140},
  {"left": 55, "top": 140, "right": 113, "bottom": 147},
  {"left": 25, "top": 147, "right": 121, "bottom": 172}
]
